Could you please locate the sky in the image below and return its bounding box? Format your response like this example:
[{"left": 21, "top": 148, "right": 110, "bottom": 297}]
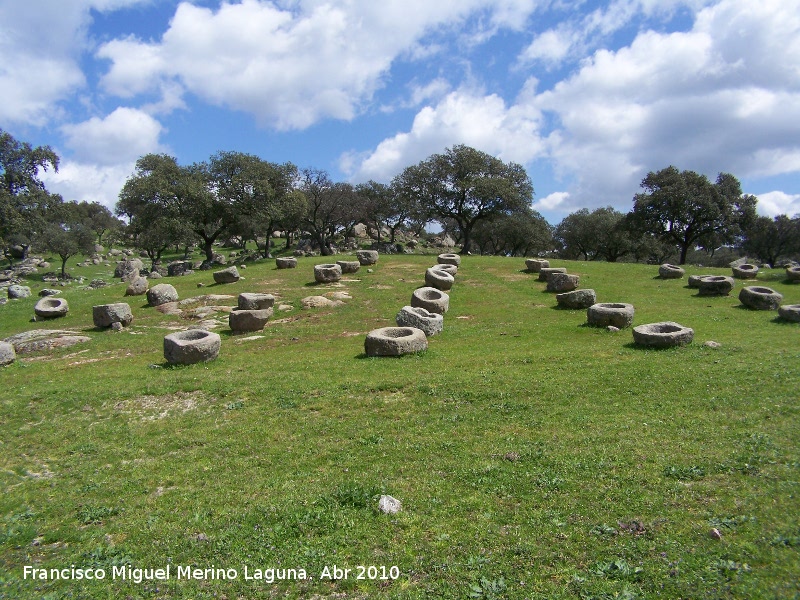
[{"left": 2, "top": 0, "right": 799, "bottom": 225}]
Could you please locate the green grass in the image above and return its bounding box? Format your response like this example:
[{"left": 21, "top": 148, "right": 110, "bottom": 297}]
[{"left": 1, "top": 253, "right": 799, "bottom": 599}]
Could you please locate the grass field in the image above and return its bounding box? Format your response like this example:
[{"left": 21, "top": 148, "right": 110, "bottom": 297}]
[{"left": 1, "top": 253, "right": 798, "bottom": 599}]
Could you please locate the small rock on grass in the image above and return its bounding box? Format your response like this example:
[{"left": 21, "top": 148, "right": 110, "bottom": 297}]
[
  {"left": 703, "top": 341, "right": 722, "bottom": 348},
  {"left": 607, "top": 326, "right": 620, "bottom": 332},
  {"left": 378, "top": 495, "right": 402, "bottom": 515},
  {"left": 709, "top": 528, "right": 722, "bottom": 540}
]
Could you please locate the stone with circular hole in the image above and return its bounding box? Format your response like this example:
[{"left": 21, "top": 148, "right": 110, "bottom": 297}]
[
  {"left": 163, "top": 329, "right": 221, "bottom": 364},
  {"left": 786, "top": 266, "right": 800, "bottom": 282},
  {"left": 364, "top": 326, "right": 428, "bottom": 357},
  {"left": 437, "top": 253, "right": 461, "bottom": 267},
  {"left": 336, "top": 260, "right": 361, "bottom": 274},
  {"left": 659, "top": 264, "right": 685, "bottom": 279},
  {"left": 697, "top": 276, "right": 735, "bottom": 296},
  {"left": 587, "top": 303, "right": 635, "bottom": 328},
  {"left": 433, "top": 263, "right": 458, "bottom": 277},
  {"left": 34, "top": 297, "right": 69, "bottom": 319},
  {"left": 276, "top": 257, "right": 297, "bottom": 269},
  {"left": 425, "top": 267, "right": 454, "bottom": 291},
  {"left": 739, "top": 286, "right": 782, "bottom": 310},
  {"left": 314, "top": 263, "right": 342, "bottom": 283},
  {"left": 732, "top": 263, "right": 759, "bottom": 279},
  {"left": 411, "top": 286, "right": 450, "bottom": 314},
  {"left": 778, "top": 304, "right": 800, "bottom": 322},
  {"left": 632, "top": 321, "right": 694, "bottom": 348},
  {"left": 395, "top": 305, "right": 444, "bottom": 336}
]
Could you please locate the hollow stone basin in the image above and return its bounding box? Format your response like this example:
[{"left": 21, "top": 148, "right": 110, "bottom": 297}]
[
  {"left": 697, "top": 276, "right": 734, "bottom": 296},
  {"left": 732, "top": 263, "right": 759, "bottom": 279},
  {"left": 314, "top": 263, "right": 342, "bottom": 283},
  {"left": 659, "top": 264, "right": 685, "bottom": 279},
  {"left": 364, "top": 326, "right": 427, "bottom": 356},
  {"left": 163, "top": 329, "right": 221, "bottom": 365},
  {"left": 587, "top": 302, "right": 635, "bottom": 328},
  {"left": 34, "top": 297, "right": 69, "bottom": 319},
  {"left": 632, "top": 321, "right": 694, "bottom": 348},
  {"left": 425, "top": 267, "right": 455, "bottom": 291},
  {"left": 411, "top": 286, "right": 449, "bottom": 314},
  {"left": 395, "top": 305, "right": 444, "bottom": 336},
  {"left": 437, "top": 253, "right": 461, "bottom": 267},
  {"left": 778, "top": 304, "right": 800, "bottom": 322},
  {"left": 276, "top": 257, "right": 297, "bottom": 269},
  {"left": 739, "top": 286, "right": 783, "bottom": 310}
]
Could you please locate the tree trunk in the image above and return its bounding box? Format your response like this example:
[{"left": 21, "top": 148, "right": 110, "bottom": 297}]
[{"left": 679, "top": 243, "right": 689, "bottom": 265}]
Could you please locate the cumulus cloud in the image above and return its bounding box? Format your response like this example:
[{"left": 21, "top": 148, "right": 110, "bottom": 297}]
[
  {"left": 96, "top": 0, "right": 540, "bottom": 130},
  {"left": 60, "top": 107, "right": 165, "bottom": 166},
  {"left": 41, "top": 161, "right": 136, "bottom": 209},
  {"left": 344, "top": 88, "right": 545, "bottom": 182},
  {"left": 756, "top": 191, "right": 800, "bottom": 217}
]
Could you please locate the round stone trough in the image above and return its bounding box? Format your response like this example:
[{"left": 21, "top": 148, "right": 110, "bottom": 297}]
[
  {"left": 546, "top": 272, "right": 579, "bottom": 293},
  {"left": 739, "top": 286, "right": 783, "bottom": 310},
  {"left": 556, "top": 289, "right": 596, "bottom": 309},
  {"left": 697, "top": 276, "right": 735, "bottom": 296},
  {"left": 238, "top": 293, "right": 275, "bottom": 310},
  {"left": 356, "top": 250, "right": 379, "bottom": 265},
  {"left": 525, "top": 258, "right": 549, "bottom": 272},
  {"left": 632, "top": 321, "right": 694, "bottom": 348},
  {"left": 538, "top": 267, "right": 567, "bottom": 282},
  {"left": 778, "top": 304, "right": 800, "bottom": 322},
  {"left": 163, "top": 329, "right": 221, "bottom": 365},
  {"left": 658, "top": 264, "right": 685, "bottom": 279},
  {"left": 34, "top": 297, "right": 69, "bottom": 319},
  {"left": 364, "top": 326, "right": 427, "bottom": 357},
  {"left": 276, "top": 257, "right": 297, "bottom": 269},
  {"left": 314, "top": 263, "right": 342, "bottom": 283},
  {"left": 786, "top": 266, "right": 800, "bottom": 282},
  {"left": 732, "top": 263, "right": 759, "bottom": 279},
  {"left": 687, "top": 274, "right": 710, "bottom": 288},
  {"left": 229, "top": 307, "right": 273, "bottom": 332},
  {"left": 587, "top": 303, "right": 635, "bottom": 328},
  {"left": 336, "top": 260, "right": 361, "bottom": 274},
  {"left": 433, "top": 263, "right": 457, "bottom": 277},
  {"left": 93, "top": 303, "right": 133, "bottom": 328},
  {"left": 411, "top": 286, "right": 450, "bottom": 314},
  {"left": 425, "top": 267, "right": 455, "bottom": 291},
  {"left": 437, "top": 253, "right": 461, "bottom": 267},
  {"left": 395, "top": 305, "right": 444, "bottom": 337}
]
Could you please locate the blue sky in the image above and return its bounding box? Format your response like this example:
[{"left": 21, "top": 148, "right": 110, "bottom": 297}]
[{"left": 2, "top": 0, "right": 799, "bottom": 224}]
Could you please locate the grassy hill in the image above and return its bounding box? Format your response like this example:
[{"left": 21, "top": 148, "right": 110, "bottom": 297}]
[{"left": 1, "top": 254, "right": 798, "bottom": 599}]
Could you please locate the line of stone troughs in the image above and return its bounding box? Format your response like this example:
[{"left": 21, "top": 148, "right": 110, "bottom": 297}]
[
  {"left": 363, "top": 253, "right": 461, "bottom": 357},
  {"left": 525, "top": 259, "right": 800, "bottom": 349}
]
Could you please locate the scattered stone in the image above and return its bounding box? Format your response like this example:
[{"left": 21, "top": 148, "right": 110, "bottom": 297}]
[
  {"left": 687, "top": 275, "right": 710, "bottom": 288},
  {"left": 314, "top": 263, "right": 343, "bottom": 283},
  {"left": 356, "top": 250, "right": 379, "bottom": 266},
  {"left": 167, "top": 260, "right": 193, "bottom": 277},
  {"left": 8, "top": 285, "right": 31, "bottom": 299},
  {"left": 703, "top": 341, "right": 722, "bottom": 348},
  {"left": 697, "top": 276, "right": 734, "bottom": 296},
  {"left": 197, "top": 282, "right": 205, "bottom": 288},
  {"left": 658, "top": 263, "right": 685, "bottom": 279},
  {"left": 88, "top": 279, "right": 108, "bottom": 289},
  {"left": 34, "top": 297, "right": 69, "bottom": 319},
  {"left": 709, "top": 528, "right": 722, "bottom": 540},
  {"left": 229, "top": 308, "right": 273, "bottom": 332},
  {"left": 125, "top": 276, "right": 149, "bottom": 296},
  {"left": 607, "top": 325, "right": 620, "bottom": 332},
  {"left": 739, "top": 286, "right": 783, "bottom": 310},
  {"left": 213, "top": 266, "right": 240, "bottom": 284},
  {"left": 110, "top": 322, "right": 124, "bottom": 332},
  {"left": 732, "top": 263, "right": 759, "bottom": 279},
  {"left": 148, "top": 271, "right": 163, "bottom": 279},
  {"left": 556, "top": 289, "right": 596, "bottom": 309},
  {"left": 163, "top": 330, "right": 221, "bottom": 365},
  {"left": 546, "top": 272, "right": 580, "bottom": 292},
  {"left": 38, "top": 289, "right": 61, "bottom": 297},
  {"left": 411, "top": 286, "right": 450, "bottom": 315},
  {"left": 276, "top": 257, "right": 298, "bottom": 269},
  {"left": 587, "top": 303, "right": 635, "bottom": 328},
  {"left": 525, "top": 258, "right": 549, "bottom": 272},
  {"left": 114, "top": 258, "right": 143, "bottom": 280},
  {"left": 365, "top": 327, "right": 427, "bottom": 357},
  {"left": 778, "top": 304, "right": 800, "bottom": 322},
  {"left": 538, "top": 267, "right": 567, "bottom": 282},
  {"left": 437, "top": 253, "right": 461, "bottom": 267},
  {"left": 0, "top": 341, "right": 15, "bottom": 366},
  {"left": 425, "top": 267, "right": 454, "bottom": 291},
  {"left": 632, "top": 321, "right": 694, "bottom": 348},
  {"left": 93, "top": 303, "right": 134, "bottom": 328},
  {"left": 396, "top": 305, "right": 444, "bottom": 336},
  {"left": 378, "top": 495, "right": 402, "bottom": 514},
  {"left": 147, "top": 283, "right": 179, "bottom": 307},
  {"left": 302, "top": 296, "right": 341, "bottom": 308},
  {"left": 4, "top": 330, "right": 91, "bottom": 354},
  {"left": 336, "top": 260, "right": 361, "bottom": 274},
  {"left": 238, "top": 293, "right": 275, "bottom": 310}
]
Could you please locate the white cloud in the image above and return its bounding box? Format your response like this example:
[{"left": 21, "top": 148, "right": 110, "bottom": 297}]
[
  {"left": 60, "top": 107, "right": 165, "bottom": 166},
  {"left": 343, "top": 88, "right": 545, "bottom": 182},
  {"left": 96, "top": 0, "right": 542, "bottom": 130},
  {"left": 41, "top": 161, "right": 135, "bottom": 210},
  {"left": 756, "top": 191, "right": 800, "bottom": 218},
  {"left": 534, "top": 191, "right": 571, "bottom": 212}
]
